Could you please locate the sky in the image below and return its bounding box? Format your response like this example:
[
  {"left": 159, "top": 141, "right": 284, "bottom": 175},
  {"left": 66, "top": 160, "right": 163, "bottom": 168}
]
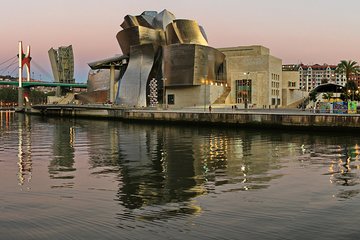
[{"left": 1, "top": 0, "right": 360, "bottom": 82}]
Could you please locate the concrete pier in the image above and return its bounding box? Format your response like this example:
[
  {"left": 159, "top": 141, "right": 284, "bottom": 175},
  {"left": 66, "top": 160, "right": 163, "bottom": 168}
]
[{"left": 28, "top": 104, "right": 360, "bottom": 131}]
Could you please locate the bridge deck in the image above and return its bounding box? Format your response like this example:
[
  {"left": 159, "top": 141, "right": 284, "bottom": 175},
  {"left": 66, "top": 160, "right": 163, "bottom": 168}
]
[{"left": 0, "top": 81, "right": 87, "bottom": 88}]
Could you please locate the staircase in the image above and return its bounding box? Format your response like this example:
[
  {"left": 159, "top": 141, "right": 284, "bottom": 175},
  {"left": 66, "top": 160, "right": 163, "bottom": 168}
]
[
  {"left": 58, "top": 93, "right": 75, "bottom": 104},
  {"left": 287, "top": 97, "right": 309, "bottom": 109},
  {"left": 213, "top": 86, "right": 231, "bottom": 104}
]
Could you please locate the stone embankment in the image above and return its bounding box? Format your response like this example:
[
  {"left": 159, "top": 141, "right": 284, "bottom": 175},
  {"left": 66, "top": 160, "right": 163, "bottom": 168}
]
[{"left": 28, "top": 104, "right": 360, "bottom": 131}]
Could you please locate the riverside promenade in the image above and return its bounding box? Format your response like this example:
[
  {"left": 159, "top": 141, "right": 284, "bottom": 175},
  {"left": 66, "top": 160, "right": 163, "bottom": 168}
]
[{"left": 29, "top": 104, "right": 360, "bottom": 131}]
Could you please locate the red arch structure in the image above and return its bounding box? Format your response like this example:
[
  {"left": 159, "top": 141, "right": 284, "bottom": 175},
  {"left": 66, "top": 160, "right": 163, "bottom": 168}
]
[
  {"left": 18, "top": 41, "right": 31, "bottom": 87},
  {"left": 17, "top": 41, "right": 31, "bottom": 110}
]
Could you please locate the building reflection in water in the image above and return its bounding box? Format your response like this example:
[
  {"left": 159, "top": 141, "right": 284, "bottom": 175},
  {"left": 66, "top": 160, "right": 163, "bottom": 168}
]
[
  {"left": 48, "top": 119, "right": 76, "bottom": 188},
  {"left": 114, "top": 125, "right": 203, "bottom": 220},
  {"left": 84, "top": 122, "right": 285, "bottom": 221}
]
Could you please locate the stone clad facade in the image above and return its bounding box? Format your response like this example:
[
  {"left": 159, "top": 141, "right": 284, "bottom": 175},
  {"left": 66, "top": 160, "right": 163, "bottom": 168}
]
[{"left": 219, "top": 46, "right": 282, "bottom": 108}]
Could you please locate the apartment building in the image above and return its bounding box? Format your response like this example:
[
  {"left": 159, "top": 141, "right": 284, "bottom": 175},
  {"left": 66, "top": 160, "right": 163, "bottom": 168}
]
[{"left": 283, "top": 64, "right": 348, "bottom": 91}]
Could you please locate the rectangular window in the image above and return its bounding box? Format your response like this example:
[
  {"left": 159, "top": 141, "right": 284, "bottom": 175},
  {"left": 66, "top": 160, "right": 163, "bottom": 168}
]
[
  {"left": 168, "top": 94, "right": 175, "bottom": 105},
  {"left": 235, "top": 79, "right": 252, "bottom": 104}
]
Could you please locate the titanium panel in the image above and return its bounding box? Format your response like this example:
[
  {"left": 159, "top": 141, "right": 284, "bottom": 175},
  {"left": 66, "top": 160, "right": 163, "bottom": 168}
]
[
  {"left": 120, "top": 15, "right": 140, "bottom": 29},
  {"left": 116, "top": 44, "right": 156, "bottom": 107},
  {"left": 152, "top": 9, "right": 176, "bottom": 30},
  {"left": 163, "top": 44, "right": 225, "bottom": 87},
  {"left": 87, "top": 69, "right": 120, "bottom": 92},
  {"left": 163, "top": 44, "right": 196, "bottom": 86},
  {"left": 199, "top": 26, "right": 208, "bottom": 42},
  {"left": 116, "top": 26, "right": 165, "bottom": 55},
  {"left": 136, "top": 15, "right": 155, "bottom": 29},
  {"left": 120, "top": 10, "right": 175, "bottom": 31},
  {"left": 193, "top": 45, "right": 225, "bottom": 84},
  {"left": 165, "top": 20, "right": 208, "bottom": 46}
]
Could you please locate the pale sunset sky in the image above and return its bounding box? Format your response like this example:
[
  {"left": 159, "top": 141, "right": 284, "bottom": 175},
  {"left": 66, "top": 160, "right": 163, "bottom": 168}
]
[{"left": 1, "top": 0, "right": 360, "bottom": 82}]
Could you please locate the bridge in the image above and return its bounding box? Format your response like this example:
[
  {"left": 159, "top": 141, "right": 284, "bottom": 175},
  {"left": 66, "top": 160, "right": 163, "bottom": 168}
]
[
  {"left": 1, "top": 41, "right": 88, "bottom": 111},
  {"left": 0, "top": 81, "right": 87, "bottom": 88}
]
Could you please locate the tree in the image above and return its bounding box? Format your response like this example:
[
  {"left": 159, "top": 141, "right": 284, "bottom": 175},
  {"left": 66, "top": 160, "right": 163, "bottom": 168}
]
[
  {"left": 322, "top": 92, "right": 333, "bottom": 101},
  {"left": 335, "top": 60, "right": 360, "bottom": 82},
  {"left": 30, "top": 90, "right": 48, "bottom": 104},
  {"left": 309, "top": 90, "right": 318, "bottom": 112},
  {"left": 0, "top": 88, "right": 18, "bottom": 103},
  {"left": 309, "top": 90, "right": 318, "bottom": 103}
]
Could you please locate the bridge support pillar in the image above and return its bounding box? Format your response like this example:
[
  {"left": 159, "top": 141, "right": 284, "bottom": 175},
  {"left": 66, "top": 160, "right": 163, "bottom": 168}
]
[
  {"left": 56, "top": 86, "right": 61, "bottom": 97},
  {"left": 109, "top": 65, "right": 115, "bottom": 103},
  {"left": 18, "top": 87, "right": 24, "bottom": 111}
]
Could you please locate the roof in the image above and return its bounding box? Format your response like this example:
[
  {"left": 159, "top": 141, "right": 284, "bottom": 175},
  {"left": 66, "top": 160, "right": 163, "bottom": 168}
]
[
  {"left": 299, "top": 63, "right": 337, "bottom": 70},
  {"left": 88, "top": 55, "right": 129, "bottom": 70}
]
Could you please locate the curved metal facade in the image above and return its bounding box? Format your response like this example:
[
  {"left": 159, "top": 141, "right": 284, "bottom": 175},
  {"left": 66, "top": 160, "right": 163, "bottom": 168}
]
[
  {"left": 163, "top": 44, "right": 225, "bottom": 86},
  {"left": 89, "top": 9, "right": 226, "bottom": 107},
  {"left": 116, "top": 26, "right": 165, "bottom": 56},
  {"left": 116, "top": 44, "right": 157, "bottom": 107},
  {"left": 165, "top": 20, "right": 208, "bottom": 46}
]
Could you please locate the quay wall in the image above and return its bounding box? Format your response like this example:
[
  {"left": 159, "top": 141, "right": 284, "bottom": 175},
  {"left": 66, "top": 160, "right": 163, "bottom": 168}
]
[
  {"left": 29, "top": 105, "right": 360, "bottom": 130},
  {"left": 118, "top": 111, "right": 360, "bottom": 129}
]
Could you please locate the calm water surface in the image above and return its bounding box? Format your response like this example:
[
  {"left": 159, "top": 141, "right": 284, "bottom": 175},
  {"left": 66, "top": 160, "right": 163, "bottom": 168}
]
[{"left": 1, "top": 111, "right": 360, "bottom": 239}]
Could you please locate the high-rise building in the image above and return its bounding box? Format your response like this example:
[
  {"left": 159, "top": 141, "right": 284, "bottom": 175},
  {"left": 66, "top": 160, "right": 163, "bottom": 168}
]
[{"left": 48, "top": 45, "right": 75, "bottom": 84}]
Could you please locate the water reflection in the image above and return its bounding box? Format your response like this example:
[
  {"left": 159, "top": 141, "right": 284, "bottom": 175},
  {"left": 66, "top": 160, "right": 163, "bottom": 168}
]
[
  {"left": 17, "top": 114, "right": 32, "bottom": 189},
  {"left": 4, "top": 113, "right": 360, "bottom": 220},
  {"left": 49, "top": 119, "right": 76, "bottom": 187},
  {"left": 327, "top": 146, "right": 360, "bottom": 196},
  {"left": 0, "top": 110, "right": 13, "bottom": 130},
  {"left": 297, "top": 134, "right": 360, "bottom": 200},
  {"left": 78, "top": 124, "right": 291, "bottom": 221}
]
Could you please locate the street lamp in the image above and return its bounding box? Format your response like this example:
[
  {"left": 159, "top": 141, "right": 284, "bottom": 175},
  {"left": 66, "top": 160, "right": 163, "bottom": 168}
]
[
  {"left": 348, "top": 89, "right": 352, "bottom": 101},
  {"left": 203, "top": 75, "right": 208, "bottom": 112}
]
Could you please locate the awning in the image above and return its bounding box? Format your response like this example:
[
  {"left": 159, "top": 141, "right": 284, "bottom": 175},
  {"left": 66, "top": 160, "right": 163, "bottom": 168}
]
[{"left": 88, "top": 55, "right": 129, "bottom": 70}]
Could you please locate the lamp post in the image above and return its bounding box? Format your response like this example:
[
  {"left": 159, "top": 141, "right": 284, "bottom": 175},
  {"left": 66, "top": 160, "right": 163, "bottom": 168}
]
[
  {"left": 348, "top": 89, "right": 352, "bottom": 101},
  {"left": 203, "top": 75, "right": 207, "bottom": 112},
  {"left": 162, "top": 77, "right": 167, "bottom": 109}
]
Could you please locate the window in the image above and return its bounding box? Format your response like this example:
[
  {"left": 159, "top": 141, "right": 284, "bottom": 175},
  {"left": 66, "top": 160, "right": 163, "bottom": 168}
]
[
  {"left": 272, "top": 98, "right": 276, "bottom": 105},
  {"left": 235, "top": 79, "right": 252, "bottom": 104},
  {"left": 168, "top": 94, "right": 175, "bottom": 105}
]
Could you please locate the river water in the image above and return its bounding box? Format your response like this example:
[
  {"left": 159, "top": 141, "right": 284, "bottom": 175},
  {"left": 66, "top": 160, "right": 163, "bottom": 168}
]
[{"left": 1, "top": 111, "right": 360, "bottom": 239}]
